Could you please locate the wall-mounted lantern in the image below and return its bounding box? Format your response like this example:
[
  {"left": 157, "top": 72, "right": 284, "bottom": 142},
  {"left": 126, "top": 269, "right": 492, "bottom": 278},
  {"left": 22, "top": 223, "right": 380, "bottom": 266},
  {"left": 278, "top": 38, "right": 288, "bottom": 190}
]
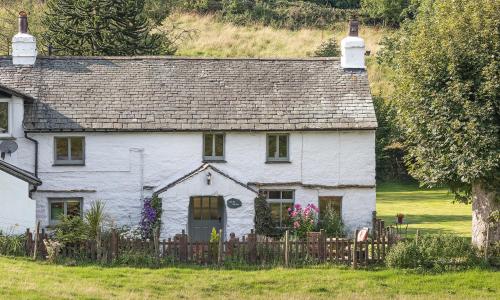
[{"left": 206, "top": 172, "right": 212, "bottom": 185}]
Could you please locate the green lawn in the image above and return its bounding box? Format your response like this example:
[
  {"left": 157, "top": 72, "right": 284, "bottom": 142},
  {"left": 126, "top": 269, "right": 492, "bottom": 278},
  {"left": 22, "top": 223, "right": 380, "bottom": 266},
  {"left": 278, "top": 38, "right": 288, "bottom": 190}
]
[
  {"left": 377, "top": 182, "right": 471, "bottom": 237},
  {"left": 0, "top": 257, "right": 498, "bottom": 300},
  {"left": 0, "top": 184, "right": 485, "bottom": 299}
]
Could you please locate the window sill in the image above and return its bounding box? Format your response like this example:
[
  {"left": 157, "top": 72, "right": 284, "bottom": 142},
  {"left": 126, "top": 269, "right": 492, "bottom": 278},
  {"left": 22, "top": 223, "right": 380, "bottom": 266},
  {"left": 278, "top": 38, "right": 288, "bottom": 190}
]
[
  {"left": 265, "top": 160, "right": 291, "bottom": 164},
  {"left": 202, "top": 159, "right": 226, "bottom": 163},
  {"left": 0, "top": 135, "right": 15, "bottom": 140},
  {"left": 53, "top": 163, "right": 85, "bottom": 166}
]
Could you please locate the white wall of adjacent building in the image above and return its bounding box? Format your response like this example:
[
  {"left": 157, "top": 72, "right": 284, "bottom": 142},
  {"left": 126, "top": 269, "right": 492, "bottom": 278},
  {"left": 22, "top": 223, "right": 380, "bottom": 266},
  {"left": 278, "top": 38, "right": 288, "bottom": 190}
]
[{"left": 0, "top": 170, "right": 36, "bottom": 234}]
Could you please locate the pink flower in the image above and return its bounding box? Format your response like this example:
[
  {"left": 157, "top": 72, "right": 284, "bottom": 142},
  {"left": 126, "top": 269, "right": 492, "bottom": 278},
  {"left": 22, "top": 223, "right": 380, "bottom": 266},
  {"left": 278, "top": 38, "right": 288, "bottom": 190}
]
[
  {"left": 287, "top": 207, "right": 292, "bottom": 212},
  {"left": 294, "top": 204, "right": 302, "bottom": 210},
  {"left": 291, "top": 211, "right": 297, "bottom": 217},
  {"left": 293, "top": 221, "right": 300, "bottom": 228}
]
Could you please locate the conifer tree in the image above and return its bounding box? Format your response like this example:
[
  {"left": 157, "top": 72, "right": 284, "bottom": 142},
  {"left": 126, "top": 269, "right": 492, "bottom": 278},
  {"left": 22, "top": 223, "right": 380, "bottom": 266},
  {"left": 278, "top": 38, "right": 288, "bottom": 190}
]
[
  {"left": 254, "top": 195, "right": 275, "bottom": 237},
  {"left": 43, "top": 0, "right": 171, "bottom": 55}
]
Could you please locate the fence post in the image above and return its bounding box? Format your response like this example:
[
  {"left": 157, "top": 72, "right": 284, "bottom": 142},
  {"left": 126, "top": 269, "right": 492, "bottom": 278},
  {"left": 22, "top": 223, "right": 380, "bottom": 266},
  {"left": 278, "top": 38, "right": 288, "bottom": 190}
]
[
  {"left": 96, "top": 226, "right": 102, "bottom": 261},
  {"left": 381, "top": 221, "right": 386, "bottom": 260},
  {"left": 25, "top": 228, "right": 31, "bottom": 257},
  {"left": 372, "top": 211, "right": 377, "bottom": 239},
  {"left": 110, "top": 228, "right": 117, "bottom": 261},
  {"left": 248, "top": 229, "right": 257, "bottom": 264},
  {"left": 154, "top": 227, "right": 160, "bottom": 263},
  {"left": 352, "top": 229, "right": 359, "bottom": 269},
  {"left": 33, "top": 221, "right": 40, "bottom": 260},
  {"left": 179, "top": 230, "right": 188, "bottom": 262},
  {"left": 484, "top": 223, "right": 490, "bottom": 261},
  {"left": 319, "top": 229, "right": 326, "bottom": 263},
  {"left": 284, "top": 230, "right": 289, "bottom": 267},
  {"left": 218, "top": 229, "right": 223, "bottom": 265}
]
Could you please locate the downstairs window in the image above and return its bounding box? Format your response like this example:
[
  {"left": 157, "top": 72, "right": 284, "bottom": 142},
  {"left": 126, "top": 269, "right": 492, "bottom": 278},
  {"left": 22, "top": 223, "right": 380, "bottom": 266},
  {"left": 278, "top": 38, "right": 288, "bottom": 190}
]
[
  {"left": 49, "top": 198, "right": 83, "bottom": 225},
  {"left": 261, "top": 190, "right": 294, "bottom": 229}
]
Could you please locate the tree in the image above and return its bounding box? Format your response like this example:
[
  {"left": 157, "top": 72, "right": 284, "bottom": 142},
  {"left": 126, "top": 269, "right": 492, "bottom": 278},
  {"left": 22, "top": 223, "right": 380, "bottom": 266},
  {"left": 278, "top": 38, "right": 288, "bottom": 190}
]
[
  {"left": 379, "top": 0, "right": 499, "bottom": 247},
  {"left": 312, "top": 37, "right": 340, "bottom": 57},
  {"left": 42, "top": 0, "right": 174, "bottom": 55},
  {"left": 361, "top": 0, "right": 419, "bottom": 27}
]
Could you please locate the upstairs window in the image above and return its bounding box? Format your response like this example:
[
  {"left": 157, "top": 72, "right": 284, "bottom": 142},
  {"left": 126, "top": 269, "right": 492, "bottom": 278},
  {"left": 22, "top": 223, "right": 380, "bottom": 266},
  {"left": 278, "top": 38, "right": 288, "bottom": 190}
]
[
  {"left": 262, "top": 190, "right": 294, "bottom": 229},
  {"left": 0, "top": 99, "right": 10, "bottom": 136},
  {"left": 49, "top": 198, "right": 83, "bottom": 225},
  {"left": 203, "top": 133, "right": 225, "bottom": 161},
  {"left": 267, "top": 133, "right": 289, "bottom": 162},
  {"left": 54, "top": 137, "right": 85, "bottom": 165}
]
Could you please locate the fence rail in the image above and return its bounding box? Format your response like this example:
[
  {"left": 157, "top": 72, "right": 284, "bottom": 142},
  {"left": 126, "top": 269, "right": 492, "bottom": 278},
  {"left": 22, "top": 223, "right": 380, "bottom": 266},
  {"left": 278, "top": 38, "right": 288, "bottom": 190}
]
[{"left": 23, "top": 216, "right": 397, "bottom": 268}]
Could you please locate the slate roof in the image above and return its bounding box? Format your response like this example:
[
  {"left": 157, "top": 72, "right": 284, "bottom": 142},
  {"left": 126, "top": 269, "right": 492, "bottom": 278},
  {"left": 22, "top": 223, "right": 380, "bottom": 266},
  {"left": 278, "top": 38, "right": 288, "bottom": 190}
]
[
  {"left": 0, "top": 159, "right": 42, "bottom": 186},
  {"left": 154, "top": 164, "right": 258, "bottom": 196},
  {"left": 0, "top": 56, "right": 377, "bottom": 132}
]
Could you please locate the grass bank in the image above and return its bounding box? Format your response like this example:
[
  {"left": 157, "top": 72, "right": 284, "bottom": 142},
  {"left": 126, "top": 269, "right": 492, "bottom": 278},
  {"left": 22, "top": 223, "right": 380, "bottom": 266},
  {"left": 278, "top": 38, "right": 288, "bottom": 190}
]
[
  {"left": 377, "top": 182, "right": 471, "bottom": 237},
  {"left": 0, "top": 257, "right": 497, "bottom": 299},
  {"left": 170, "top": 13, "right": 389, "bottom": 58}
]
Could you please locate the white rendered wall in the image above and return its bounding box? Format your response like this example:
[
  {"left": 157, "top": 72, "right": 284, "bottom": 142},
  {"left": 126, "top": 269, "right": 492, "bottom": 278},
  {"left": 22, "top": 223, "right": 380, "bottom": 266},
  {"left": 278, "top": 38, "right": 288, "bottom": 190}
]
[
  {"left": 8, "top": 130, "right": 375, "bottom": 232},
  {"left": 157, "top": 168, "right": 257, "bottom": 240},
  {"left": 0, "top": 170, "right": 36, "bottom": 234}
]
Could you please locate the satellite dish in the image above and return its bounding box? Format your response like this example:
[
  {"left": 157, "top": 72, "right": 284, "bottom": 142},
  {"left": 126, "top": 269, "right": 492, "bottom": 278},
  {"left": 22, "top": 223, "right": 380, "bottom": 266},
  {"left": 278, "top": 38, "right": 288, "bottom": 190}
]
[{"left": 0, "top": 140, "right": 18, "bottom": 159}]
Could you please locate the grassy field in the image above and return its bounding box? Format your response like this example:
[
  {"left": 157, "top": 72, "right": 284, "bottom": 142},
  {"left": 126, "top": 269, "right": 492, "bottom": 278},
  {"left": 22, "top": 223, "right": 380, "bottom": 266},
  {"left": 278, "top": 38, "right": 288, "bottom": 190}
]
[
  {"left": 377, "top": 183, "right": 471, "bottom": 237},
  {"left": 0, "top": 257, "right": 498, "bottom": 300}
]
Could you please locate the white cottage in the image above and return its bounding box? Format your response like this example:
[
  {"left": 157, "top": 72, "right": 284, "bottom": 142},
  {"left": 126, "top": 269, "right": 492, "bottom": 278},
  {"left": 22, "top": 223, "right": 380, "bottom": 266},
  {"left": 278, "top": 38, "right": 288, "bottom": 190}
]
[{"left": 0, "top": 15, "right": 377, "bottom": 240}]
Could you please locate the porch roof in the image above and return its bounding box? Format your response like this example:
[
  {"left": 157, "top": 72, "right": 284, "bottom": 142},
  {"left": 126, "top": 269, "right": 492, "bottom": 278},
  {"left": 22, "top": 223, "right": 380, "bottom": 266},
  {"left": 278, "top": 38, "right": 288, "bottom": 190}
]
[{"left": 153, "top": 164, "right": 258, "bottom": 196}]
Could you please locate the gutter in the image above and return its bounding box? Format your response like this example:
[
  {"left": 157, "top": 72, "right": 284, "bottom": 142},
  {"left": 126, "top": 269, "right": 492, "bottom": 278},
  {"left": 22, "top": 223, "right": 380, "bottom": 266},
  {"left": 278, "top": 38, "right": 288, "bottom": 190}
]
[{"left": 24, "top": 132, "right": 39, "bottom": 193}]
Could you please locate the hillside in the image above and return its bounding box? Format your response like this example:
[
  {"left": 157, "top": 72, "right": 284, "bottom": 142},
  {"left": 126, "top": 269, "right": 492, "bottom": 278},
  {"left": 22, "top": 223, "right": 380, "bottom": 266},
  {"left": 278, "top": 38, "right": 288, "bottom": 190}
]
[{"left": 168, "top": 13, "right": 391, "bottom": 95}]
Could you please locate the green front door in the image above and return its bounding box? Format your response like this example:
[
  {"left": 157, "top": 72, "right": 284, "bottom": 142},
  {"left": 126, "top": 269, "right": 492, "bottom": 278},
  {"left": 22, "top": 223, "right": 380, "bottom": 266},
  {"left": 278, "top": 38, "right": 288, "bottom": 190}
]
[{"left": 188, "top": 196, "right": 224, "bottom": 242}]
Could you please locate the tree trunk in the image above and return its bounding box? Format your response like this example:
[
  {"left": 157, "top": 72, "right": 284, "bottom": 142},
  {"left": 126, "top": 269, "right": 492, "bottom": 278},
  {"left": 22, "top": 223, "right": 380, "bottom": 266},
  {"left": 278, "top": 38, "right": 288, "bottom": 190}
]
[{"left": 472, "top": 183, "right": 499, "bottom": 248}]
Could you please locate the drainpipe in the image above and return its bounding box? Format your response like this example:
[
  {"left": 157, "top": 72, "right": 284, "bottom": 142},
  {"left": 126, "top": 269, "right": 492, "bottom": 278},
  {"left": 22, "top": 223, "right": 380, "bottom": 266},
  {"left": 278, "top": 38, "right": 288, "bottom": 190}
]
[{"left": 24, "top": 132, "right": 38, "bottom": 193}]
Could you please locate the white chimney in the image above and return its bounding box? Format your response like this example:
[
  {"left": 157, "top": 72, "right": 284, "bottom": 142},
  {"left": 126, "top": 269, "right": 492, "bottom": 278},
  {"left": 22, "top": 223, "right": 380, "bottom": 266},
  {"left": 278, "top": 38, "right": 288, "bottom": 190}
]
[
  {"left": 12, "top": 11, "right": 37, "bottom": 66},
  {"left": 341, "top": 20, "right": 365, "bottom": 69}
]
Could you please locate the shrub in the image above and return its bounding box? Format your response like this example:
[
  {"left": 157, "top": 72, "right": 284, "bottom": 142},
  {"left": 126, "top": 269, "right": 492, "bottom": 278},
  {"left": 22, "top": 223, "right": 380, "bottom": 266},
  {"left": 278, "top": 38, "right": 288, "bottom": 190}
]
[
  {"left": 312, "top": 37, "right": 340, "bottom": 57},
  {"left": 43, "top": 239, "right": 63, "bottom": 263},
  {"left": 209, "top": 227, "right": 220, "bottom": 260},
  {"left": 254, "top": 195, "right": 275, "bottom": 236},
  {"left": 85, "top": 200, "right": 107, "bottom": 239},
  {"left": 318, "top": 206, "right": 344, "bottom": 237},
  {"left": 140, "top": 196, "right": 162, "bottom": 239},
  {"left": 386, "top": 234, "right": 480, "bottom": 271},
  {"left": 0, "top": 232, "right": 25, "bottom": 256},
  {"left": 54, "top": 216, "right": 89, "bottom": 244},
  {"left": 217, "top": 1, "right": 357, "bottom": 30},
  {"left": 289, "top": 203, "right": 319, "bottom": 239}
]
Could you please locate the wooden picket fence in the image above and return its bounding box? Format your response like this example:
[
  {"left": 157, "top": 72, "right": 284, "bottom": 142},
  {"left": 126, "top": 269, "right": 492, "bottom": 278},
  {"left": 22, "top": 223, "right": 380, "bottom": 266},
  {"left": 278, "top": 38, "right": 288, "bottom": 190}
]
[{"left": 24, "top": 215, "right": 397, "bottom": 268}]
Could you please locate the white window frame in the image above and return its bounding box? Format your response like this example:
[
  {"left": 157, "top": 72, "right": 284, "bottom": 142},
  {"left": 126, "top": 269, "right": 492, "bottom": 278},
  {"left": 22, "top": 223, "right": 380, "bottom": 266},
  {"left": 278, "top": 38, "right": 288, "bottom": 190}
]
[
  {"left": 48, "top": 197, "right": 83, "bottom": 226},
  {"left": 0, "top": 98, "right": 13, "bottom": 137},
  {"left": 202, "top": 132, "right": 225, "bottom": 162},
  {"left": 266, "top": 133, "right": 290, "bottom": 162},
  {"left": 53, "top": 136, "right": 86, "bottom": 166},
  {"left": 262, "top": 189, "right": 295, "bottom": 229}
]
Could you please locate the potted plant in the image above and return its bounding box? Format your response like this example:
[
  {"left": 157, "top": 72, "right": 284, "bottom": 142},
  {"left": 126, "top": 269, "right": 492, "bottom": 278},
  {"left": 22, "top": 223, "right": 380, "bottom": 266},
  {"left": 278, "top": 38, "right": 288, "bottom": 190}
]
[{"left": 396, "top": 213, "right": 405, "bottom": 224}]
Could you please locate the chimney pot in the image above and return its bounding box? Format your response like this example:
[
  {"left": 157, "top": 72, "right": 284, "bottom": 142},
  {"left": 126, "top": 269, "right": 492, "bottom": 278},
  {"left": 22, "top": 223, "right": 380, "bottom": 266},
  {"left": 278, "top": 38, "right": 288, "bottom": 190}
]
[
  {"left": 18, "top": 11, "right": 28, "bottom": 33},
  {"left": 348, "top": 19, "right": 359, "bottom": 37}
]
